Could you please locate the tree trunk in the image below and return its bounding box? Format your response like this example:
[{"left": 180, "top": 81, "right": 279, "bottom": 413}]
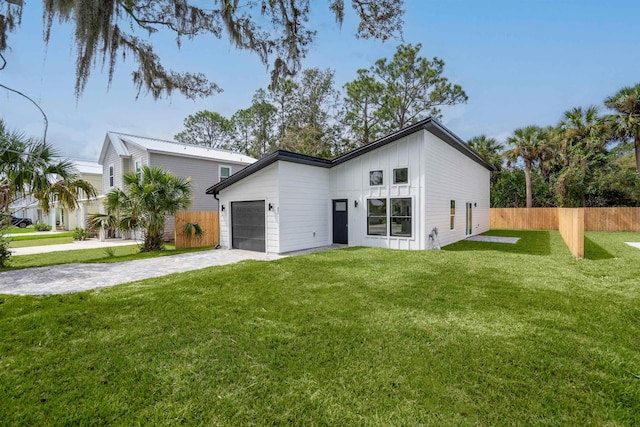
[{"left": 524, "top": 163, "right": 533, "bottom": 208}]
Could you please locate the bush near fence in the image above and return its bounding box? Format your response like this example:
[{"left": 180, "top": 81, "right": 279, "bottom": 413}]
[
  {"left": 490, "top": 208, "right": 640, "bottom": 232},
  {"left": 174, "top": 211, "right": 219, "bottom": 249}
]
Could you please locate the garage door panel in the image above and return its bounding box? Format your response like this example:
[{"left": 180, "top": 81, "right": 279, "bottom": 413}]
[{"left": 231, "top": 201, "right": 265, "bottom": 252}]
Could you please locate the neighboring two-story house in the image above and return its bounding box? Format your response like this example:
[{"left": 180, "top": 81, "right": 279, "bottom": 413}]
[
  {"left": 9, "top": 159, "right": 103, "bottom": 231},
  {"left": 98, "top": 132, "right": 256, "bottom": 237}
]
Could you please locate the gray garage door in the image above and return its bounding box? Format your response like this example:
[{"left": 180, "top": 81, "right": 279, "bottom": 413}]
[{"left": 231, "top": 201, "right": 266, "bottom": 252}]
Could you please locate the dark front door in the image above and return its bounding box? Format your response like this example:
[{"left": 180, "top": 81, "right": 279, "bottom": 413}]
[
  {"left": 231, "top": 201, "right": 266, "bottom": 252},
  {"left": 332, "top": 199, "right": 348, "bottom": 244}
]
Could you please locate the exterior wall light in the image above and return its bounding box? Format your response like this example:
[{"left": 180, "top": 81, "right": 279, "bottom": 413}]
[
  {"left": 268, "top": 203, "right": 273, "bottom": 211},
  {"left": 354, "top": 200, "right": 358, "bottom": 208},
  {"left": 221, "top": 205, "right": 225, "bottom": 211}
]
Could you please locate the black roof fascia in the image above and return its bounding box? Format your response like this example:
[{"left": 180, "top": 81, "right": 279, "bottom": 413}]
[
  {"left": 206, "top": 118, "right": 495, "bottom": 196},
  {"left": 206, "top": 150, "right": 331, "bottom": 194},
  {"left": 331, "top": 118, "right": 494, "bottom": 171},
  {"left": 425, "top": 120, "right": 496, "bottom": 171}
]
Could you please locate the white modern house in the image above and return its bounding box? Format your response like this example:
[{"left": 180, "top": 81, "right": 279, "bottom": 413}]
[
  {"left": 206, "top": 118, "right": 494, "bottom": 253},
  {"left": 98, "top": 132, "right": 256, "bottom": 237}
]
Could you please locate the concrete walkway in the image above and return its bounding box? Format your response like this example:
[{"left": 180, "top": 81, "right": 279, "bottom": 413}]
[
  {"left": 0, "top": 249, "right": 285, "bottom": 295},
  {"left": 10, "top": 238, "right": 140, "bottom": 256}
]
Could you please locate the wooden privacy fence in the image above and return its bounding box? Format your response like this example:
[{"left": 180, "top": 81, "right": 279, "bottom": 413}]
[
  {"left": 558, "top": 208, "right": 584, "bottom": 258},
  {"left": 490, "top": 208, "right": 558, "bottom": 230},
  {"left": 491, "top": 207, "right": 640, "bottom": 232},
  {"left": 174, "top": 211, "right": 219, "bottom": 249}
]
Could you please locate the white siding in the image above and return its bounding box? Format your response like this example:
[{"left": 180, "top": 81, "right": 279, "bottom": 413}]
[
  {"left": 278, "top": 162, "right": 331, "bottom": 253},
  {"left": 330, "top": 132, "right": 425, "bottom": 250},
  {"left": 101, "top": 143, "right": 123, "bottom": 191},
  {"left": 218, "top": 163, "right": 280, "bottom": 253},
  {"left": 423, "top": 131, "right": 491, "bottom": 248}
]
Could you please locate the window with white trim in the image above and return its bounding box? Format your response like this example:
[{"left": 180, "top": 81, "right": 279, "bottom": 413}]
[
  {"left": 393, "top": 168, "right": 408, "bottom": 184},
  {"left": 369, "top": 170, "right": 383, "bottom": 186},
  {"left": 450, "top": 200, "right": 456, "bottom": 230},
  {"left": 135, "top": 159, "right": 142, "bottom": 181},
  {"left": 390, "top": 198, "right": 412, "bottom": 237},
  {"left": 109, "top": 164, "right": 114, "bottom": 187},
  {"left": 367, "top": 199, "right": 387, "bottom": 236},
  {"left": 219, "top": 165, "right": 231, "bottom": 182},
  {"left": 367, "top": 198, "right": 413, "bottom": 238}
]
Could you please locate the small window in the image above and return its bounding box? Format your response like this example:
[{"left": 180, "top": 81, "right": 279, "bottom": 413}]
[
  {"left": 393, "top": 168, "right": 408, "bottom": 184},
  {"left": 390, "top": 198, "right": 412, "bottom": 237},
  {"left": 219, "top": 166, "right": 231, "bottom": 182},
  {"left": 367, "top": 198, "right": 387, "bottom": 236},
  {"left": 450, "top": 200, "right": 456, "bottom": 230},
  {"left": 369, "top": 170, "right": 383, "bottom": 186},
  {"left": 109, "top": 164, "right": 114, "bottom": 187},
  {"left": 335, "top": 201, "right": 347, "bottom": 212},
  {"left": 135, "top": 159, "right": 142, "bottom": 181}
]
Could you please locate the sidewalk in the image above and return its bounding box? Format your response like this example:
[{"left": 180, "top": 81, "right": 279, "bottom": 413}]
[{"left": 10, "top": 238, "right": 139, "bottom": 256}]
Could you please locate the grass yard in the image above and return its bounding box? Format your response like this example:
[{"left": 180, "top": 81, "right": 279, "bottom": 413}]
[
  {"left": 5, "top": 226, "right": 37, "bottom": 234},
  {"left": 1, "top": 230, "right": 639, "bottom": 425},
  {"left": 7, "top": 232, "right": 75, "bottom": 248},
  {"left": 4, "top": 244, "right": 214, "bottom": 269}
]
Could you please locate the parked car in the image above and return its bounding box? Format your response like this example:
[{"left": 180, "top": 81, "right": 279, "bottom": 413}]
[{"left": 11, "top": 216, "right": 33, "bottom": 228}]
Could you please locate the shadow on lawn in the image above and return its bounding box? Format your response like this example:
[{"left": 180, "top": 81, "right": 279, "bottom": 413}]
[
  {"left": 443, "top": 230, "right": 552, "bottom": 256},
  {"left": 584, "top": 237, "right": 615, "bottom": 260}
]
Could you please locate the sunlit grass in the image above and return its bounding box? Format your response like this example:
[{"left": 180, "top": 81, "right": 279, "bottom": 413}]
[
  {"left": 0, "top": 231, "right": 639, "bottom": 425},
  {"left": 5, "top": 244, "right": 214, "bottom": 269}
]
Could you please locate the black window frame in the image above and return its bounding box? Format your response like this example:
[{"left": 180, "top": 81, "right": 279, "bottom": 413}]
[
  {"left": 369, "top": 170, "right": 383, "bottom": 186},
  {"left": 390, "top": 198, "right": 412, "bottom": 237},
  {"left": 367, "top": 198, "right": 387, "bottom": 236},
  {"left": 393, "top": 168, "right": 408, "bottom": 184}
]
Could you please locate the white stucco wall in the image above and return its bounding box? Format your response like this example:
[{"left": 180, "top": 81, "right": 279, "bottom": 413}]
[
  {"left": 218, "top": 163, "right": 280, "bottom": 253},
  {"left": 423, "top": 132, "right": 491, "bottom": 248}
]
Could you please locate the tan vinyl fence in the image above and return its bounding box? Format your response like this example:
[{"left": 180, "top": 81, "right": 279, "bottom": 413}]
[
  {"left": 491, "top": 207, "right": 640, "bottom": 232},
  {"left": 174, "top": 211, "right": 219, "bottom": 249},
  {"left": 558, "top": 208, "right": 584, "bottom": 258}
]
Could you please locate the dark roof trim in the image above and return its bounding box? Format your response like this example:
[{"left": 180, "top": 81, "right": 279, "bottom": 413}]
[
  {"left": 206, "top": 150, "right": 331, "bottom": 194},
  {"left": 206, "top": 118, "right": 495, "bottom": 195}
]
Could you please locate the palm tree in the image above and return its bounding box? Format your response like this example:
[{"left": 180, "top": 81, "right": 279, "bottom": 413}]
[
  {"left": 90, "top": 166, "right": 193, "bottom": 251},
  {"left": 554, "top": 106, "right": 610, "bottom": 206},
  {"left": 0, "top": 120, "right": 97, "bottom": 215},
  {"left": 604, "top": 84, "right": 640, "bottom": 174},
  {"left": 506, "top": 126, "right": 548, "bottom": 208},
  {"left": 467, "top": 135, "right": 504, "bottom": 170}
]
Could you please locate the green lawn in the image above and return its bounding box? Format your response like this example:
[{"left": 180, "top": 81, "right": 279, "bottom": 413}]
[
  {"left": 1, "top": 230, "right": 639, "bottom": 425},
  {"left": 5, "top": 226, "right": 37, "bottom": 234},
  {"left": 7, "top": 232, "right": 76, "bottom": 249},
  {"left": 5, "top": 244, "right": 214, "bottom": 269}
]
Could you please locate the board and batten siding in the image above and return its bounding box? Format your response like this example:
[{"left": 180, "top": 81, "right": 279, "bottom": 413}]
[
  {"left": 330, "top": 131, "right": 425, "bottom": 250},
  {"left": 423, "top": 131, "right": 491, "bottom": 248},
  {"left": 218, "top": 163, "right": 280, "bottom": 253},
  {"left": 278, "top": 162, "right": 331, "bottom": 253}
]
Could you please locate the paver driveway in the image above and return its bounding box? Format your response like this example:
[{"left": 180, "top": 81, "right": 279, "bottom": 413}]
[{"left": 0, "top": 249, "right": 284, "bottom": 295}]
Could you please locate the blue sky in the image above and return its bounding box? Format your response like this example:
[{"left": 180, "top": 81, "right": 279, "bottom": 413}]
[{"left": 1, "top": 0, "right": 638, "bottom": 161}]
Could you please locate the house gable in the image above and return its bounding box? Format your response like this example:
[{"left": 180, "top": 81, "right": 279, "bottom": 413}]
[{"left": 207, "top": 118, "right": 493, "bottom": 196}]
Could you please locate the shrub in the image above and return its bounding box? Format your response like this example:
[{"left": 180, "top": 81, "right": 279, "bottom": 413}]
[
  {"left": 73, "top": 227, "right": 89, "bottom": 241},
  {"left": 0, "top": 236, "right": 11, "bottom": 268},
  {"left": 34, "top": 222, "right": 52, "bottom": 231}
]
